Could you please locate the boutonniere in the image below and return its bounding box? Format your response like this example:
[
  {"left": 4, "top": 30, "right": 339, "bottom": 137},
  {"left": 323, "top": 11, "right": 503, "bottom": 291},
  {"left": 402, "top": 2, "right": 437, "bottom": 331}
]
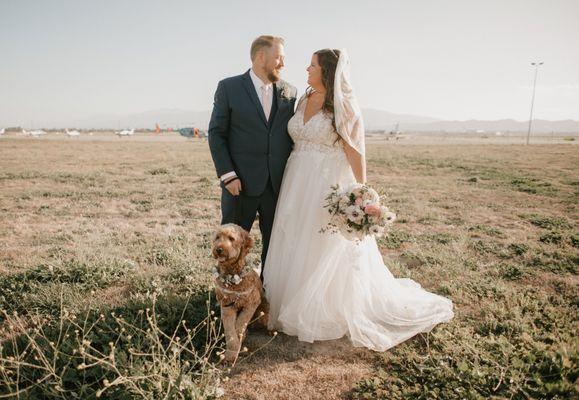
[{"left": 277, "top": 82, "right": 292, "bottom": 100}]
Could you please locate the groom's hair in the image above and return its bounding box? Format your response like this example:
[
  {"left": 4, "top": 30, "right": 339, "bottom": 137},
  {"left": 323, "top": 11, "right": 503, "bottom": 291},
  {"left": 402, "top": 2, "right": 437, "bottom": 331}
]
[{"left": 250, "top": 35, "right": 284, "bottom": 61}]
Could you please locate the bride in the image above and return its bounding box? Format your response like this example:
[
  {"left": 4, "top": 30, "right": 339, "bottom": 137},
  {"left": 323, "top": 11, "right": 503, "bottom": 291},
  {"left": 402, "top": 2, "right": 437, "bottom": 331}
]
[{"left": 262, "top": 48, "right": 454, "bottom": 352}]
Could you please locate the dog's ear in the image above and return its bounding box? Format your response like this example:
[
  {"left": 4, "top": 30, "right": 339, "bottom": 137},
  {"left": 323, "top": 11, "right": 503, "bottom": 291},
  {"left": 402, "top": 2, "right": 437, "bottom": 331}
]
[{"left": 241, "top": 229, "right": 254, "bottom": 255}]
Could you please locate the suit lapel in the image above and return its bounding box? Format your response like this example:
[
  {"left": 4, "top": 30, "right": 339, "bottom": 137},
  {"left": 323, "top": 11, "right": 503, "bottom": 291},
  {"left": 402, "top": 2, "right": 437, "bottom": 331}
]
[{"left": 241, "top": 69, "right": 268, "bottom": 127}]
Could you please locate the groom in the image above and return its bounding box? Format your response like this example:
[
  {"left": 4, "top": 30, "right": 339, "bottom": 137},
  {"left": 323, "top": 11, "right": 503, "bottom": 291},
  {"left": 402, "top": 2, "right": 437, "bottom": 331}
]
[{"left": 208, "top": 35, "right": 297, "bottom": 282}]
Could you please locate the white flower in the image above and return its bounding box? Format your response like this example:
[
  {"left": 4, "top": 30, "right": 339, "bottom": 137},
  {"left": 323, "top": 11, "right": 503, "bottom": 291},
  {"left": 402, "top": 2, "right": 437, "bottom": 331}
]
[
  {"left": 379, "top": 206, "right": 389, "bottom": 219},
  {"left": 369, "top": 225, "right": 385, "bottom": 236},
  {"left": 382, "top": 211, "right": 397, "bottom": 224},
  {"left": 362, "top": 199, "right": 374, "bottom": 207},
  {"left": 345, "top": 205, "right": 364, "bottom": 224},
  {"left": 321, "top": 182, "right": 396, "bottom": 243},
  {"left": 278, "top": 81, "right": 293, "bottom": 100},
  {"left": 362, "top": 188, "right": 380, "bottom": 203},
  {"left": 232, "top": 274, "right": 241, "bottom": 284},
  {"left": 339, "top": 194, "right": 351, "bottom": 208}
]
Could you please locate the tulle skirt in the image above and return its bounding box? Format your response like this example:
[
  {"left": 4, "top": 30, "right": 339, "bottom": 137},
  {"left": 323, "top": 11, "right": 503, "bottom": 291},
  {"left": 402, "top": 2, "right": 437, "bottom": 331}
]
[{"left": 263, "top": 143, "right": 454, "bottom": 351}]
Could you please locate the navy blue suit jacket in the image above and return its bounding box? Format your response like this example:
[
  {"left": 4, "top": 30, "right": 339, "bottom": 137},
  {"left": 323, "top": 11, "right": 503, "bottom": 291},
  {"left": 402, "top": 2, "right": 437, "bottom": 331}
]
[{"left": 208, "top": 70, "right": 297, "bottom": 196}]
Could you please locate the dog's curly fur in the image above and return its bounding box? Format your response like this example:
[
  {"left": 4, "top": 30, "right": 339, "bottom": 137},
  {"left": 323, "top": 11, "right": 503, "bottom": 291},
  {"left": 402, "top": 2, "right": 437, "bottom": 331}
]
[{"left": 212, "top": 223, "right": 270, "bottom": 363}]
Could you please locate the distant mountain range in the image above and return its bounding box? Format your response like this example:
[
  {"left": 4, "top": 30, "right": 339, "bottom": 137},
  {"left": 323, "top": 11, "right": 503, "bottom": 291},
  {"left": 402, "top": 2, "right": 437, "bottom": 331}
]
[
  {"left": 61, "top": 109, "right": 212, "bottom": 131},
  {"left": 48, "top": 108, "right": 579, "bottom": 133}
]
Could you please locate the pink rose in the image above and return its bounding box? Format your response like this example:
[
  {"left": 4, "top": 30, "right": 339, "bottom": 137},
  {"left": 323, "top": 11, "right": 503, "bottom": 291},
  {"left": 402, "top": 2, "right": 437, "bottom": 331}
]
[
  {"left": 364, "top": 204, "right": 381, "bottom": 216},
  {"left": 354, "top": 197, "right": 363, "bottom": 206}
]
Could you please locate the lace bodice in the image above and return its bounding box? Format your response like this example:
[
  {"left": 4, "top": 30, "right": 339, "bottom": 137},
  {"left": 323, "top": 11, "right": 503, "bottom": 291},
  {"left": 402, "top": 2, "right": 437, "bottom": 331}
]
[{"left": 288, "top": 94, "right": 344, "bottom": 154}]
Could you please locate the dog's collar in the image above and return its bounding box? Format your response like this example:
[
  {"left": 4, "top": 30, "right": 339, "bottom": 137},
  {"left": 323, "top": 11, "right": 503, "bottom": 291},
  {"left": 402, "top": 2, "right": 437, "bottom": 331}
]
[{"left": 213, "top": 264, "right": 253, "bottom": 287}]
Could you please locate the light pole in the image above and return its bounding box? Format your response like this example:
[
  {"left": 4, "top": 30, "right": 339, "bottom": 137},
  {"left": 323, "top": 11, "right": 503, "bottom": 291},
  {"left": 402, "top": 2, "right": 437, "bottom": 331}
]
[{"left": 526, "top": 61, "right": 543, "bottom": 145}]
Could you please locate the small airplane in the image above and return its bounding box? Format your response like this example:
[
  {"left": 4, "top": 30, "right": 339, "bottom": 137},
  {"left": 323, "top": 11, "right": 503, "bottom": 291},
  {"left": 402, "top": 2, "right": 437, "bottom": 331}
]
[
  {"left": 23, "top": 129, "right": 47, "bottom": 137},
  {"left": 65, "top": 129, "right": 81, "bottom": 137},
  {"left": 387, "top": 122, "right": 405, "bottom": 140},
  {"left": 178, "top": 127, "right": 207, "bottom": 139},
  {"left": 116, "top": 128, "right": 135, "bottom": 137}
]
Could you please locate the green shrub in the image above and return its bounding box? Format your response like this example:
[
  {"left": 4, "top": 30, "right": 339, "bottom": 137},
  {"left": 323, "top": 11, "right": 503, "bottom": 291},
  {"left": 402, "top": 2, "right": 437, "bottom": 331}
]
[
  {"left": 0, "top": 292, "right": 228, "bottom": 399},
  {"left": 519, "top": 214, "right": 571, "bottom": 230},
  {"left": 351, "top": 289, "right": 578, "bottom": 399},
  {"left": 0, "top": 259, "right": 135, "bottom": 320},
  {"left": 539, "top": 231, "right": 563, "bottom": 244}
]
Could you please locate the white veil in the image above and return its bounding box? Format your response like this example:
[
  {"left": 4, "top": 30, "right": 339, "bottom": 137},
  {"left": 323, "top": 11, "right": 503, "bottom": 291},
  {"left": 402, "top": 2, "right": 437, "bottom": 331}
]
[{"left": 334, "top": 48, "right": 365, "bottom": 157}]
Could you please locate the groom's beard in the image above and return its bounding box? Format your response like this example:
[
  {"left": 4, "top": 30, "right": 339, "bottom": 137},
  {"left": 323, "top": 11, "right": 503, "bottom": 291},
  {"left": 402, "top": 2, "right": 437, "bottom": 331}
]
[{"left": 267, "top": 67, "right": 282, "bottom": 83}]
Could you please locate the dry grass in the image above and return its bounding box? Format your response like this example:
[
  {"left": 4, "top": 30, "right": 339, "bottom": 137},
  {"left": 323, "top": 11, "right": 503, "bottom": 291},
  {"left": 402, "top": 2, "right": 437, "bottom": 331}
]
[{"left": 0, "top": 136, "right": 577, "bottom": 399}]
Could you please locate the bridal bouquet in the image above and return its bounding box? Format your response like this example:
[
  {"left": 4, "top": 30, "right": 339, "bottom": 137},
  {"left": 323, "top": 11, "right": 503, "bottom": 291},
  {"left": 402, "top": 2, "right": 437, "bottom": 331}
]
[{"left": 320, "top": 183, "right": 396, "bottom": 242}]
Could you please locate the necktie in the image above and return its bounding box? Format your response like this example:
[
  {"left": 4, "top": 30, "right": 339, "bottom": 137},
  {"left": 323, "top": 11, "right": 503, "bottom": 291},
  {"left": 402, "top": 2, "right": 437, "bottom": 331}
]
[{"left": 261, "top": 85, "right": 271, "bottom": 121}]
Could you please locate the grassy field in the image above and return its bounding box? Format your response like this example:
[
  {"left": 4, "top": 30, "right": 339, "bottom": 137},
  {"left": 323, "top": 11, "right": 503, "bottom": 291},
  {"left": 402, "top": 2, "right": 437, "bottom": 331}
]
[{"left": 0, "top": 136, "right": 577, "bottom": 399}]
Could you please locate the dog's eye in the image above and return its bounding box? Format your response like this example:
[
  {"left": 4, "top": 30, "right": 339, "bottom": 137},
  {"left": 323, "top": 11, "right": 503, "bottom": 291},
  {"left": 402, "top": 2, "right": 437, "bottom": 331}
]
[{"left": 228, "top": 236, "right": 235, "bottom": 241}]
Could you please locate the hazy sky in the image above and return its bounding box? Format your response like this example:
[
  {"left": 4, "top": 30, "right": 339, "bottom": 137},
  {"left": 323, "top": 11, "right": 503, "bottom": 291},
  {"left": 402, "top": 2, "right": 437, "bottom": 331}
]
[{"left": 1, "top": 0, "right": 578, "bottom": 127}]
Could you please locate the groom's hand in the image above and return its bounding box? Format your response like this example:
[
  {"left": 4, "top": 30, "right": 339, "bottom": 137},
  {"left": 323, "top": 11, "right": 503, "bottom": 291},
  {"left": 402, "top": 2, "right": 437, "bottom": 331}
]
[{"left": 225, "top": 178, "right": 242, "bottom": 196}]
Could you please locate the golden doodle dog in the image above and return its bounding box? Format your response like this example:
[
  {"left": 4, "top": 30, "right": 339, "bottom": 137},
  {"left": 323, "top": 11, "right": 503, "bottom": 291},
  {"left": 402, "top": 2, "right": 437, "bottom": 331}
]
[{"left": 211, "top": 223, "right": 269, "bottom": 363}]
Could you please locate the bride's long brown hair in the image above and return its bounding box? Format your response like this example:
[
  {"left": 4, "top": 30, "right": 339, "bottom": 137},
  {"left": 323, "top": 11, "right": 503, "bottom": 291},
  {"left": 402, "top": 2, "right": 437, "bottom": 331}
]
[{"left": 306, "top": 48, "right": 341, "bottom": 135}]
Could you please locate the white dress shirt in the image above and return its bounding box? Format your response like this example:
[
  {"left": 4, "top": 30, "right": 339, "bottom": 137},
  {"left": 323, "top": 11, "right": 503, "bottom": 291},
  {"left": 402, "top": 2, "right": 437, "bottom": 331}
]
[
  {"left": 249, "top": 67, "right": 273, "bottom": 118},
  {"left": 220, "top": 68, "right": 274, "bottom": 183}
]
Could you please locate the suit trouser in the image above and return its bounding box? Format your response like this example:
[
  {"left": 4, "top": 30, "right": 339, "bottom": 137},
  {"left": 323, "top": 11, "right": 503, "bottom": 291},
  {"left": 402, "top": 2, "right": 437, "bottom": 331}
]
[{"left": 220, "top": 179, "right": 278, "bottom": 282}]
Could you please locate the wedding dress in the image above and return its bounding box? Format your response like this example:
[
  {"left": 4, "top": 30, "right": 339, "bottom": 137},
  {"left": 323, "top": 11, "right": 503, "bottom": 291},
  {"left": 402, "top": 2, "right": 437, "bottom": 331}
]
[{"left": 262, "top": 93, "right": 454, "bottom": 352}]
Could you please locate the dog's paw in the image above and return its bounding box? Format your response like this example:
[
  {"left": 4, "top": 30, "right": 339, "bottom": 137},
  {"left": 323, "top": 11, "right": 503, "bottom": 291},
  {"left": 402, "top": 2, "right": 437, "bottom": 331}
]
[{"left": 223, "top": 350, "right": 239, "bottom": 364}]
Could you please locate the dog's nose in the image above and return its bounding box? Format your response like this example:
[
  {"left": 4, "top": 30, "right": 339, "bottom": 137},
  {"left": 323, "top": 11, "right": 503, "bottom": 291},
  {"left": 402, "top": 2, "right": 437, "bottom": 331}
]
[{"left": 216, "top": 247, "right": 224, "bottom": 255}]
